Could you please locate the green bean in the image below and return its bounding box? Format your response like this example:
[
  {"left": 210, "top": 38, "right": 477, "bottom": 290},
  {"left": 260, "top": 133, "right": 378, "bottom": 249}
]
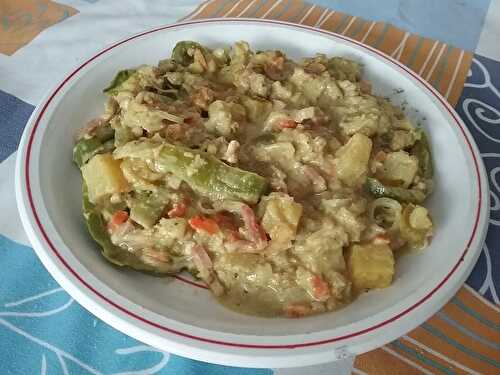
[
  {"left": 156, "top": 143, "right": 267, "bottom": 204},
  {"left": 412, "top": 129, "right": 433, "bottom": 179},
  {"left": 366, "top": 177, "right": 426, "bottom": 204}
]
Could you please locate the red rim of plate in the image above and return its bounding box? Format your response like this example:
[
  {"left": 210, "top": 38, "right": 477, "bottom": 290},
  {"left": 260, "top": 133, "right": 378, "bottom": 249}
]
[{"left": 23, "top": 18, "right": 482, "bottom": 350}]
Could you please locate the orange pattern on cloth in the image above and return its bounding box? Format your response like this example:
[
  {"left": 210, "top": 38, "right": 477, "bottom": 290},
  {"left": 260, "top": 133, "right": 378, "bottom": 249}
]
[
  {"left": 0, "top": 0, "right": 77, "bottom": 56},
  {"left": 355, "top": 285, "right": 500, "bottom": 374},
  {"left": 184, "top": 1, "right": 498, "bottom": 373}
]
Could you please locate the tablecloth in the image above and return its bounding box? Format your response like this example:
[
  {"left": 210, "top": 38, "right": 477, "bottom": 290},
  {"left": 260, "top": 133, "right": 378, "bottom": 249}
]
[{"left": 1, "top": 1, "right": 499, "bottom": 374}]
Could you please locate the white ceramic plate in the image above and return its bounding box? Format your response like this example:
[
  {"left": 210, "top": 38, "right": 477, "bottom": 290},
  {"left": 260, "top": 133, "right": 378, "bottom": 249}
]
[{"left": 15, "top": 19, "right": 489, "bottom": 368}]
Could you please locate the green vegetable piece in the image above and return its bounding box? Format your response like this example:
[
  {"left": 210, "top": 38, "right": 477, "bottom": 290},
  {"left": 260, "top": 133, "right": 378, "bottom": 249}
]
[
  {"left": 172, "top": 41, "right": 204, "bottom": 66},
  {"left": 366, "top": 177, "right": 426, "bottom": 204},
  {"left": 412, "top": 129, "right": 433, "bottom": 179},
  {"left": 73, "top": 138, "right": 102, "bottom": 167},
  {"left": 130, "top": 190, "right": 170, "bottom": 229},
  {"left": 82, "top": 185, "right": 169, "bottom": 275},
  {"left": 103, "top": 69, "right": 136, "bottom": 95},
  {"left": 73, "top": 124, "right": 115, "bottom": 167},
  {"left": 156, "top": 143, "right": 267, "bottom": 204},
  {"left": 73, "top": 138, "right": 114, "bottom": 167}
]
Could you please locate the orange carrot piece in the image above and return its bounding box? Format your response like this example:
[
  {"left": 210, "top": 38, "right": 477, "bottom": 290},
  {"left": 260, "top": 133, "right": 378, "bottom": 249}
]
[
  {"left": 108, "top": 210, "right": 129, "bottom": 232},
  {"left": 189, "top": 215, "right": 220, "bottom": 235}
]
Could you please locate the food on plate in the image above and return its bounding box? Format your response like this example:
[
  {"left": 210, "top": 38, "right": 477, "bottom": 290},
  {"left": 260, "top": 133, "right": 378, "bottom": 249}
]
[{"left": 73, "top": 41, "right": 434, "bottom": 317}]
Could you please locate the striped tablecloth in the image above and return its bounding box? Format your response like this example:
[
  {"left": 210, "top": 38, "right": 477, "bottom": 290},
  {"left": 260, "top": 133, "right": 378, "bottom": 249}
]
[{"left": 1, "top": 1, "right": 498, "bottom": 374}]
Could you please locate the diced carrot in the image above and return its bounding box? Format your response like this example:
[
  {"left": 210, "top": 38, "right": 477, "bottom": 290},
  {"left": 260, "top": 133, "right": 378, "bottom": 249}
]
[
  {"left": 108, "top": 210, "right": 129, "bottom": 232},
  {"left": 278, "top": 119, "right": 297, "bottom": 129},
  {"left": 284, "top": 304, "right": 312, "bottom": 318},
  {"left": 311, "top": 275, "right": 330, "bottom": 301},
  {"left": 189, "top": 215, "right": 220, "bottom": 235},
  {"left": 168, "top": 202, "right": 187, "bottom": 218}
]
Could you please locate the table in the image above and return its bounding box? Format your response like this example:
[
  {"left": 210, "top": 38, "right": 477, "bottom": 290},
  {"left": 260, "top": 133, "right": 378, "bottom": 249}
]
[{"left": 1, "top": 1, "right": 498, "bottom": 374}]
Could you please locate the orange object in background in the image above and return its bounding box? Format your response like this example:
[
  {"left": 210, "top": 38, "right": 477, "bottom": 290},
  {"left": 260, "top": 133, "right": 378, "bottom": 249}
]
[{"left": 0, "top": 0, "right": 77, "bottom": 55}]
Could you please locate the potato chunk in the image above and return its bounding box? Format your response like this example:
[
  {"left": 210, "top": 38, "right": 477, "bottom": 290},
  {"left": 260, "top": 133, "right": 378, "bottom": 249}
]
[
  {"left": 335, "top": 133, "right": 372, "bottom": 187},
  {"left": 409, "top": 206, "right": 432, "bottom": 230},
  {"left": 81, "top": 153, "right": 130, "bottom": 203},
  {"left": 261, "top": 193, "right": 303, "bottom": 247},
  {"left": 348, "top": 243, "right": 394, "bottom": 290},
  {"left": 380, "top": 151, "right": 418, "bottom": 188}
]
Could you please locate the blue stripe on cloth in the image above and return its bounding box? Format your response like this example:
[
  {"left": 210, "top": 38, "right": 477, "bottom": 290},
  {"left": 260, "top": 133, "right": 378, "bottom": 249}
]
[
  {"left": 373, "top": 23, "right": 389, "bottom": 48},
  {"left": 0, "top": 90, "right": 34, "bottom": 162},
  {"left": 390, "top": 340, "right": 455, "bottom": 375},
  {"left": 273, "top": 0, "right": 292, "bottom": 19},
  {"left": 436, "top": 312, "right": 500, "bottom": 350},
  {"left": 433, "top": 45, "right": 453, "bottom": 87},
  {"left": 407, "top": 37, "right": 423, "bottom": 69},
  {"left": 421, "top": 323, "right": 500, "bottom": 367},
  {"left": 247, "top": 0, "right": 269, "bottom": 18},
  {"left": 349, "top": 19, "right": 366, "bottom": 38},
  {"left": 450, "top": 297, "right": 500, "bottom": 330},
  {"left": 210, "top": 0, "right": 231, "bottom": 17}
]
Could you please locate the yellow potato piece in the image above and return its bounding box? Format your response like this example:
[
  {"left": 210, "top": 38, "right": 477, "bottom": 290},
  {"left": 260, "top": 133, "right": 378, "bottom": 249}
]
[
  {"left": 81, "top": 153, "right": 130, "bottom": 203},
  {"left": 348, "top": 243, "right": 394, "bottom": 290},
  {"left": 381, "top": 151, "right": 418, "bottom": 188},
  {"left": 335, "top": 133, "right": 372, "bottom": 187},
  {"left": 261, "top": 193, "right": 303, "bottom": 246},
  {"left": 409, "top": 206, "right": 432, "bottom": 230}
]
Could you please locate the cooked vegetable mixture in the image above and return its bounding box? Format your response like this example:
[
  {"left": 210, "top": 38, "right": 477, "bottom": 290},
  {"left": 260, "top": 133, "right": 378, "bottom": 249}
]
[{"left": 74, "top": 41, "right": 434, "bottom": 317}]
